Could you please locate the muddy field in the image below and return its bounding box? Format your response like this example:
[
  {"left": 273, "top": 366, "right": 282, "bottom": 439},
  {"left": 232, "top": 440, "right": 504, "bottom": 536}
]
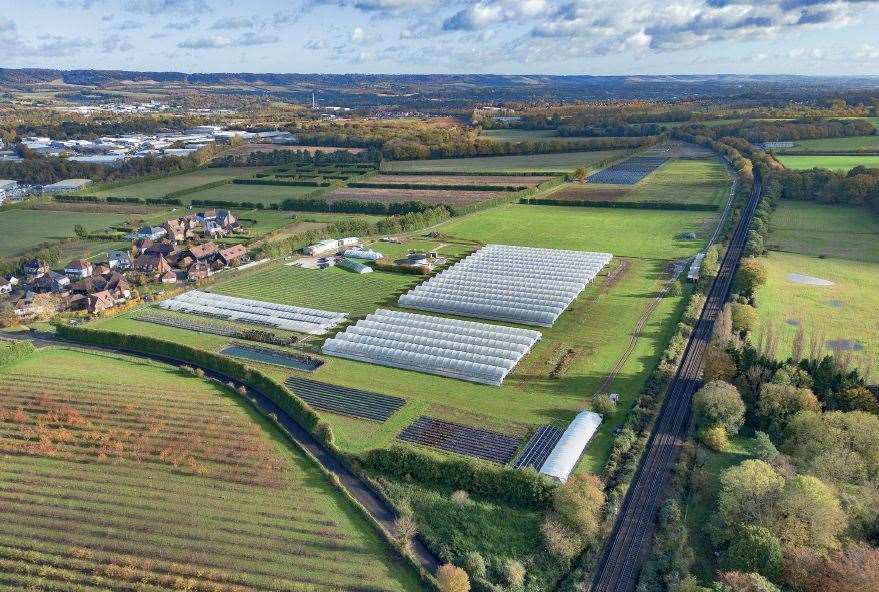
[
  {"left": 545, "top": 185, "right": 630, "bottom": 201},
  {"left": 369, "top": 174, "right": 554, "bottom": 187},
  {"left": 323, "top": 187, "right": 502, "bottom": 205}
]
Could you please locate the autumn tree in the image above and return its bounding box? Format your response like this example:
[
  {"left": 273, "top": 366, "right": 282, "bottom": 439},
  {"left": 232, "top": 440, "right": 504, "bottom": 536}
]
[
  {"left": 730, "top": 302, "right": 759, "bottom": 334},
  {"left": 713, "top": 571, "right": 781, "bottom": 592},
  {"left": 757, "top": 383, "right": 820, "bottom": 437},
  {"left": 703, "top": 346, "right": 737, "bottom": 382},
  {"left": 436, "top": 564, "right": 470, "bottom": 592},
  {"left": 694, "top": 381, "right": 746, "bottom": 436},
  {"left": 552, "top": 473, "right": 605, "bottom": 545},
  {"left": 734, "top": 258, "right": 769, "bottom": 297},
  {"left": 776, "top": 475, "right": 846, "bottom": 550},
  {"left": 724, "top": 525, "right": 782, "bottom": 581},
  {"left": 717, "top": 460, "right": 784, "bottom": 532}
]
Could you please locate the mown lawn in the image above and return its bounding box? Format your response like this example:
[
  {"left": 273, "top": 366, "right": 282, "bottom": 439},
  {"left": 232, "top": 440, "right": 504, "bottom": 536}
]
[
  {"left": 767, "top": 201, "right": 879, "bottom": 263},
  {"left": 182, "top": 182, "right": 322, "bottom": 206},
  {"left": 0, "top": 347, "right": 423, "bottom": 592},
  {"left": 779, "top": 135, "right": 879, "bottom": 152},
  {"left": 776, "top": 154, "right": 879, "bottom": 171},
  {"left": 92, "top": 167, "right": 268, "bottom": 199},
  {"left": 381, "top": 150, "right": 629, "bottom": 173},
  {"left": 479, "top": 129, "right": 625, "bottom": 144},
  {"left": 0, "top": 209, "right": 125, "bottom": 258}
]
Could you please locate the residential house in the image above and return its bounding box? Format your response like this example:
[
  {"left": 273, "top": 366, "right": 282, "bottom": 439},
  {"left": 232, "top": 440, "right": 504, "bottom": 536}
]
[
  {"left": 160, "top": 270, "right": 178, "bottom": 283},
  {"left": 144, "top": 240, "right": 176, "bottom": 257},
  {"left": 187, "top": 261, "right": 211, "bottom": 281},
  {"left": 30, "top": 271, "right": 70, "bottom": 293},
  {"left": 64, "top": 259, "right": 93, "bottom": 280},
  {"left": 187, "top": 242, "right": 219, "bottom": 263},
  {"left": 0, "top": 275, "right": 18, "bottom": 294},
  {"left": 135, "top": 226, "right": 167, "bottom": 241},
  {"left": 87, "top": 290, "right": 115, "bottom": 314},
  {"left": 133, "top": 238, "right": 154, "bottom": 255},
  {"left": 23, "top": 259, "right": 50, "bottom": 279},
  {"left": 108, "top": 250, "right": 132, "bottom": 270},
  {"left": 132, "top": 253, "right": 171, "bottom": 276},
  {"left": 163, "top": 217, "right": 199, "bottom": 242},
  {"left": 217, "top": 244, "right": 248, "bottom": 268}
]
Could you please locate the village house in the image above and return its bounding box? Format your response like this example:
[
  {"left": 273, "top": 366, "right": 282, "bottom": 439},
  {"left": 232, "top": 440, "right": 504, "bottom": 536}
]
[
  {"left": 187, "top": 242, "right": 219, "bottom": 263},
  {"left": 200, "top": 209, "right": 240, "bottom": 237},
  {"left": 133, "top": 238, "right": 154, "bottom": 255},
  {"left": 64, "top": 259, "right": 93, "bottom": 280},
  {"left": 108, "top": 250, "right": 132, "bottom": 270},
  {"left": 132, "top": 253, "right": 171, "bottom": 276},
  {"left": 217, "top": 244, "right": 248, "bottom": 268},
  {"left": 0, "top": 275, "right": 18, "bottom": 294},
  {"left": 71, "top": 270, "right": 131, "bottom": 301},
  {"left": 163, "top": 216, "right": 199, "bottom": 242},
  {"left": 22, "top": 259, "right": 50, "bottom": 279},
  {"left": 135, "top": 225, "right": 167, "bottom": 241},
  {"left": 29, "top": 271, "right": 70, "bottom": 293},
  {"left": 86, "top": 290, "right": 115, "bottom": 314},
  {"left": 144, "top": 240, "right": 176, "bottom": 257},
  {"left": 187, "top": 261, "right": 211, "bottom": 281},
  {"left": 160, "top": 269, "right": 178, "bottom": 283}
]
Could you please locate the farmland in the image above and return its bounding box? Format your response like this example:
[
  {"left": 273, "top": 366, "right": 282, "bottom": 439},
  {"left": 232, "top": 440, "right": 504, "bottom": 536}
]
[
  {"left": 776, "top": 154, "right": 879, "bottom": 171},
  {"left": 776, "top": 134, "right": 879, "bottom": 152},
  {"left": 0, "top": 209, "right": 124, "bottom": 258},
  {"left": 381, "top": 150, "right": 628, "bottom": 173},
  {"left": 91, "top": 167, "right": 268, "bottom": 199},
  {"left": 544, "top": 157, "right": 728, "bottom": 207},
  {"left": 0, "top": 347, "right": 422, "bottom": 592},
  {"left": 755, "top": 201, "right": 879, "bottom": 367},
  {"left": 479, "top": 129, "right": 614, "bottom": 143},
  {"left": 367, "top": 174, "right": 554, "bottom": 187},
  {"left": 183, "top": 182, "right": 321, "bottom": 206},
  {"left": 321, "top": 186, "right": 503, "bottom": 206}
]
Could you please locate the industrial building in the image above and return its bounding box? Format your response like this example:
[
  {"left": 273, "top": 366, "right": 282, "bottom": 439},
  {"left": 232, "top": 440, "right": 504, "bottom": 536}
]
[{"left": 41, "top": 179, "right": 93, "bottom": 193}]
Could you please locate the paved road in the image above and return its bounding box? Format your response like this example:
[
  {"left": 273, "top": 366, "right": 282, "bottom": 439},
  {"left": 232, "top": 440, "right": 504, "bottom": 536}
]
[
  {"left": 7, "top": 330, "right": 442, "bottom": 576},
  {"left": 589, "top": 172, "right": 763, "bottom": 592}
]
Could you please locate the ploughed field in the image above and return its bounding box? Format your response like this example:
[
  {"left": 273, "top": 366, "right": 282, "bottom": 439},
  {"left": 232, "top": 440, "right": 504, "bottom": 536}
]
[
  {"left": 321, "top": 186, "right": 503, "bottom": 205},
  {"left": 0, "top": 348, "right": 421, "bottom": 592},
  {"left": 366, "top": 174, "right": 555, "bottom": 187},
  {"left": 381, "top": 150, "right": 628, "bottom": 173}
]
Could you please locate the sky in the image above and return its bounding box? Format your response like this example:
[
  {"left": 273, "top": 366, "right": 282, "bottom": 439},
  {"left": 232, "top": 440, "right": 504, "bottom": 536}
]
[{"left": 1, "top": 0, "right": 878, "bottom": 75}]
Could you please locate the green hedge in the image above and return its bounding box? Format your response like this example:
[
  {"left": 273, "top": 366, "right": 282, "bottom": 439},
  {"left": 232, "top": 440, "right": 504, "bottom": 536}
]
[
  {"left": 54, "top": 195, "right": 100, "bottom": 203},
  {"left": 233, "top": 178, "right": 331, "bottom": 188},
  {"left": 54, "top": 325, "right": 328, "bottom": 443},
  {"left": 348, "top": 181, "right": 522, "bottom": 192},
  {"left": 358, "top": 445, "right": 555, "bottom": 509},
  {"left": 446, "top": 176, "right": 567, "bottom": 216},
  {"left": 165, "top": 178, "right": 232, "bottom": 199},
  {"left": 521, "top": 198, "right": 719, "bottom": 211},
  {"left": 377, "top": 170, "right": 562, "bottom": 177},
  {"left": 190, "top": 199, "right": 266, "bottom": 209}
]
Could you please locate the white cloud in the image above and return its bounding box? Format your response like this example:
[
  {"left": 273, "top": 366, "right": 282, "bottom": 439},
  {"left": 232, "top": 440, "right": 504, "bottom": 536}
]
[{"left": 178, "top": 32, "right": 279, "bottom": 49}]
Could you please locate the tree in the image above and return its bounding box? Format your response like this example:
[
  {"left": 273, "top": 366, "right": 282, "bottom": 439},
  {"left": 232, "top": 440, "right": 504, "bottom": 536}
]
[
  {"left": 836, "top": 386, "right": 879, "bottom": 414},
  {"left": 701, "top": 425, "right": 730, "bottom": 452},
  {"left": 752, "top": 431, "right": 779, "bottom": 462},
  {"left": 717, "top": 460, "right": 784, "bottom": 531},
  {"left": 502, "top": 559, "right": 526, "bottom": 589},
  {"left": 436, "top": 564, "right": 470, "bottom": 592},
  {"left": 694, "top": 381, "right": 746, "bottom": 436},
  {"left": 593, "top": 393, "right": 618, "bottom": 416},
  {"left": 734, "top": 258, "right": 768, "bottom": 296},
  {"left": 541, "top": 515, "right": 583, "bottom": 561},
  {"left": 0, "top": 304, "right": 18, "bottom": 328},
  {"left": 724, "top": 525, "right": 782, "bottom": 581},
  {"left": 776, "top": 475, "right": 846, "bottom": 550},
  {"left": 553, "top": 473, "right": 605, "bottom": 544},
  {"left": 758, "top": 383, "right": 820, "bottom": 436},
  {"left": 782, "top": 542, "right": 879, "bottom": 592},
  {"left": 573, "top": 166, "right": 588, "bottom": 182},
  {"left": 712, "top": 571, "right": 781, "bottom": 592},
  {"left": 730, "top": 303, "right": 759, "bottom": 334},
  {"left": 462, "top": 552, "right": 486, "bottom": 580},
  {"left": 73, "top": 224, "right": 86, "bottom": 238},
  {"left": 703, "top": 346, "right": 737, "bottom": 382}
]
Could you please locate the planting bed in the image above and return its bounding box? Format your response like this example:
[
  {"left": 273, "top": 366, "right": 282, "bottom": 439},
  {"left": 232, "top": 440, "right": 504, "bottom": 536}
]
[
  {"left": 587, "top": 155, "right": 668, "bottom": 184},
  {"left": 321, "top": 187, "right": 502, "bottom": 206},
  {"left": 513, "top": 425, "right": 565, "bottom": 470},
  {"left": 285, "top": 376, "right": 405, "bottom": 422},
  {"left": 398, "top": 416, "right": 522, "bottom": 464}
]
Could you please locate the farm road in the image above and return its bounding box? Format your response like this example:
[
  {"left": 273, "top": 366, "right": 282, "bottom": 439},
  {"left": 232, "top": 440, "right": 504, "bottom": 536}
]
[{"left": 7, "top": 331, "right": 442, "bottom": 577}]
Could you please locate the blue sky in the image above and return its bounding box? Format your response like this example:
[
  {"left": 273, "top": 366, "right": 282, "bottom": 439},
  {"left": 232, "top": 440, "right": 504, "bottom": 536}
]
[{"left": 1, "top": 0, "right": 878, "bottom": 75}]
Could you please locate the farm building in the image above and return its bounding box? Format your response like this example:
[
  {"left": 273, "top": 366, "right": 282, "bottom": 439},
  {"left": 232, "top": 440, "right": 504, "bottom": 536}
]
[
  {"left": 304, "top": 239, "right": 340, "bottom": 257},
  {"left": 539, "top": 411, "right": 603, "bottom": 483},
  {"left": 41, "top": 178, "right": 92, "bottom": 192},
  {"left": 338, "top": 257, "right": 373, "bottom": 274}
]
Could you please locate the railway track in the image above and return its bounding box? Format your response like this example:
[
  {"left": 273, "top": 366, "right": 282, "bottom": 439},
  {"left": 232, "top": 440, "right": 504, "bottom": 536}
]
[{"left": 589, "top": 171, "right": 763, "bottom": 592}]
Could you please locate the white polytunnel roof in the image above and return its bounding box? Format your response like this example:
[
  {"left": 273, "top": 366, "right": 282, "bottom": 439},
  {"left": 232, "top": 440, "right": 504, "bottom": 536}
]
[
  {"left": 539, "top": 411, "right": 603, "bottom": 483},
  {"left": 398, "top": 244, "right": 612, "bottom": 327},
  {"left": 321, "top": 309, "right": 541, "bottom": 386}
]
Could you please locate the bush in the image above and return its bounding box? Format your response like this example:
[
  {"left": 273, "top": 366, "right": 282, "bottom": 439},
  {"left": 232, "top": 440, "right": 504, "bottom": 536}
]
[
  {"left": 700, "top": 425, "right": 730, "bottom": 452},
  {"left": 451, "top": 490, "right": 470, "bottom": 507},
  {"left": 540, "top": 515, "right": 583, "bottom": 561},
  {"left": 593, "top": 393, "right": 618, "bottom": 417},
  {"left": 462, "top": 551, "right": 487, "bottom": 580},
  {"left": 501, "top": 559, "right": 526, "bottom": 589},
  {"left": 436, "top": 564, "right": 470, "bottom": 592},
  {"left": 693, "top": 380, "right": 746, "bottom": 435},
  {"left": 724, "top": 525, "right": 782, "bottom": 581},
  {"left": 553, "top": 473, "right": 605, "bottom": 544}
]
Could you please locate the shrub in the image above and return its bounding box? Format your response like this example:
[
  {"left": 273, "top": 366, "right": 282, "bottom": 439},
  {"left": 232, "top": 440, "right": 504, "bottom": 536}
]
[
  {"left": 502, "top": 559, "right": 526, "bottom": 589},
  {"left": 700, "top": 425, "right": 730, "bottom": 452},
  {"left": 436, "top": 564, "right": 470, "bottom": 592},
  {"left": 553, "top": 473, "right": 605, "bottom": 544},
  {"left": 724, "top": 525, "right": 782, "bottom": 581},
  {"left": 540, "top": 515, "right": 583, "bottom": 561},
  {"left": 462, "top": 551, "right": 487, "bottom": 580},
  {"left": 752, "top": 431, "right": 779, "bottom": 462},
  {"left": 593, "top": 393, "right": 618, "bottom": 417},
  {"left": 451, "top": 490, "right": 470, "bottom": 507}
]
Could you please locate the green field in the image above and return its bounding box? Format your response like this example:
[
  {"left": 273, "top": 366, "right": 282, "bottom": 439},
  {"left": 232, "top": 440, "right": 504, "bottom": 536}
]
[
  {"left": 778, "top": 135, "right": 879, "bottom": 152},
  {"left": 0, "top": 347, "right": 421, "bottom": 592},
  {"left": 479, "top": 129, "right": 621, "bottom": 144},
  {"left": 756, "top": 201, "right": 879, "bottom": 370},
  {"left": 0, "top": 209, "right": 125, "bottom": 258},
  {"left": 91, "top": 167, "right": 267, "bottom": 199},
  {"left": 181, "top": 182, "right": 322, "bottom": 206},
  {"left": 776, "top": 154, "right": 879, "bottom": 171},
  {"left": 382, "top": 150, "right": 628, "bottom": 173},
  {"left": 212, "top": 264, "right": 422, "bottom": 316}
]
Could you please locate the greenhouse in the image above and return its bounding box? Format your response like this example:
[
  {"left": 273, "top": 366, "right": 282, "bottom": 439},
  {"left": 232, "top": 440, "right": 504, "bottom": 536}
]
[
  {"left": 398, "top": 244, "right": 612, "bottom": 326},
  {"left": 539, "top": 411, "right": 603, "bottom": 483},
  {"left": 321, "top": 309, "right": 541, "bottom": 385},
  {"left": 159, "top": 290, "right": 347, "bottom": 334}
]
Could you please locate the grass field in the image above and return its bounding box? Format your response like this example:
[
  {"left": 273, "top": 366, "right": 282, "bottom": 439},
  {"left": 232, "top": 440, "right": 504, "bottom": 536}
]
[
  {"left": 368, "top": 174, "right": 554, "bottom": 187},
  {"left": 479, "top": 129, "right": 620, "bottom": 144},
  {"left": 322, "top": 186, "right": 502, "bottom": 206},
  {"left": 546, "top": 157, "right": 729, "bottom": 206},
  {"left": 181, "top": 182, "right": 322, "bottom": 206},
  {"left": 756, "top": 201, "right": 879, "bottom": 371},
  {"left": 0, "top": 209, "right": 125, "bottom": 258},
  {"left": 91, "top": 167, "right": 268, "bottom": 199},
  {"left": 382, "top": 150, "right": 628, "bottom": 173},
  {"left": 0, "top": 347, "right": 422, "bottom": 592},
  {"left": 776, "top": 154, "right": 879, "bottom": 171},
  {"left": 212, "top": 264, "right": 422, "bottom": 316},
  {"left": 778, "top": 135, "right": 879, "bottom": 152}
]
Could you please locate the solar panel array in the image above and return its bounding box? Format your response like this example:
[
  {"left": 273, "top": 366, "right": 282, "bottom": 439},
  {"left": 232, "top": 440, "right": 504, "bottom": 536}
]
[
  {"left": 513, "top": 425, "right": 565, "bottom": 470},
  {"left": 159, "top": 290, "right": 346, "bottom": 335},
  {"left": 321, "top": 308, "right": 541, "bottom": 385},
  {"left": 587, "top": 155, "right": 668, "bottom": 184},
  {"left": 285, "top": 376, "right": 405, "bottom": 422},
  {"left": 398, "top": 416, "right": 521, "bottom": 464},
  {"left": 398, "top": 244, "right": 612, "bottom": 326}
]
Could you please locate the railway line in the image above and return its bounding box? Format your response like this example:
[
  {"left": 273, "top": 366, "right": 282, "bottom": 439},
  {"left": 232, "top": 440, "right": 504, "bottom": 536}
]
[{"left": 589, "top": 171, "right": 763, "bottom": 592}]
